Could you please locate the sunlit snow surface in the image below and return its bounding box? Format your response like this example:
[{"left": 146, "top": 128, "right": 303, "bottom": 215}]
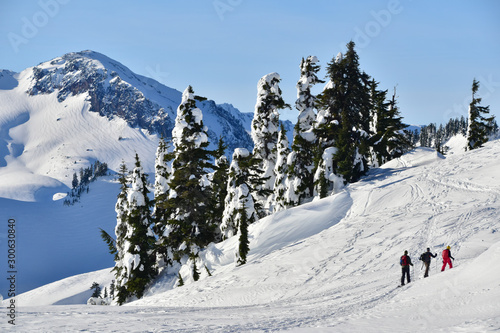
[{"left": 1, "top": 137, "right": 499, "bottom": 332}]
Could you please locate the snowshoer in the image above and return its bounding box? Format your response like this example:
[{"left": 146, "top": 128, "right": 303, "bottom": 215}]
[
  {"left": 400, "top": 250, "right": 413, "bottom": 286},
  {"left": 419, "top": 248, "right": 437, "bottom": 278},
  {"left": 441, "top": 246, "right": 455, "bottom": 271}
]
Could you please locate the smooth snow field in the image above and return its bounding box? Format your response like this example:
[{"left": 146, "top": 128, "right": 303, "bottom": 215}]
[{"left": 1, "top": 137, "right": 499, "bottom": 332}]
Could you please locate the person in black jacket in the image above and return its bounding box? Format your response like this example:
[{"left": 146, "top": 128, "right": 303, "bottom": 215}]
[
  {"left": 400, "top": 250, "right": 413, "bottom": 286},
  {"left": 419, "top": 247, "right": 437, "bottom": 278}
]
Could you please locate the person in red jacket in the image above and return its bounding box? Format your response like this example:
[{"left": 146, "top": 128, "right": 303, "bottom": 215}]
[
  {"left": 400, "top": 250, "right": 413, "bottom": 286},
  {"left": 441, "top": 246, "right": 455, "bottom": 271}
]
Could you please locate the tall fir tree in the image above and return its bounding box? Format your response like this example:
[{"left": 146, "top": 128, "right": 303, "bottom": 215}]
[
  {"left": 315, "top": 52, "right": 343, "bottom": 149},
  {"left": 313, "top": 53, "right": 343, "bottom": 197},
  {"left": 113, "top": 161, "right": 129, "bottom": 304},
  {"left": 286, "top": 56, "right": 324, "bottom": 206},
  {"left": 315, "top": 41, "right": 372, "bottom": 195},
  {"left": 367, "top": 79, "right": 386, "bottom": 167},
  {"left": 152, "top": 137, "right": 174, "bottom": 270},
  {"left": 153, "top": 138, "right": 172, "bottom": 207},
  {"left": 220, "top": 148, "right": 258, "bottom": 240},
  {"left": 164, "top": 86, "right": 215, "bottom": 275},
  {"left": 251, "top": 72, "right": 290, "bottom": 217},
  {"left": 368, "top": 83, "right": 410, "bottom": 167},
  {"left": 335, "top": 41, "right": 371, "bottom": 183},
  {"left": 273, "top": 125, "right": 291, "bottom": 212},
  {"left": 208, "top": 137, "right": 229, "bottom": 242},
  {"left": 114, "top": 156, "right": 157, "bottom": 304},
  {"left": 385, "top": 90, "right": 412, "bottom": 158},
  {"left": 466, "top": 79, "right": 495, "bottom": 151},
  {"left": 122, "top": 154, "right": 157, "bottom": 303}
]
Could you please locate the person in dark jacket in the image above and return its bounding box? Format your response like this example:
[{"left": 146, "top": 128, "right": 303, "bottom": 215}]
[
  {"left": 419, "top": 247, "right": 437, "bottom": 278},
  {"left": 400, "top": 250, "right": 413, "bottom": 286},
  {"left": 441, "top": 246, "right": 455, "bottom": 271}
]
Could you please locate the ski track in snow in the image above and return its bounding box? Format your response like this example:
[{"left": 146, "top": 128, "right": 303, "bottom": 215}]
[{"left": 1, "top": 137, "right": 500, "bottom": 331}]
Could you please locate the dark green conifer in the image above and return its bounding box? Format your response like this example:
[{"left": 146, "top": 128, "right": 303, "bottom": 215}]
[
  {"left": 208, "top": 137, "right": 229, "bottom": 242},
  {"left": 466, "top": 79, "right": 495, "bottom": 150},
  {"left": 315, "top": 41, "right": 372, "bottom": 188},
  {"left": 164, "top": 86, "right": 215, "bottom": 276}
]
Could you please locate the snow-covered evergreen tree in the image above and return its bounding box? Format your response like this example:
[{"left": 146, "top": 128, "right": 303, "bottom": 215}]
[
  {"left": 208, "top": 137, "right": 229, "bottom": 242},
  {"left": 273, "top": 125, "right": 290, "bottom": 212},
  {"left": 368, "top": 82, "right": 410, "bottom": 167},
  {"left": 221, "top": 148, "right": 257, "bottom": 240},
  {"left": 294, "top": 56, "right": 322, "bottom": 135},
  {"left": 315, "top": 53, "right": 343, "bottom": 149},
  {"left": 117, "top": 154, "right": 156, "bottom": 304},
  {"left": 113, "top": 161, "right": 129, "bottom": 303},
  {"left": 466, "top": 79, "right": 495, "bottom": 151},
  {"left": 251, "top": 72, "right": 290, "bottom": 217},
  {"left": 153, "top": 137, "right": 172, "bottom": 204},
  {"left": 164, "top": 86, "right": 215, "bottom": 273},
  {"left": 315, "top": 42, "right": 372, "bottom": 195},
  {"left": 152, "top": 137, "right": 174, "bottom": 269},
  {"left": 286, "top": 56, "right": 323, "bottom": 206},
  {"left": 313, "top": 55, "right": 343, "bottom": 198}
]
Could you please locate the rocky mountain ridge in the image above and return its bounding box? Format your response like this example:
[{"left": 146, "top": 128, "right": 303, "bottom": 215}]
[{"left": 23, "top": 50, "right": 260, "bottom": 152}]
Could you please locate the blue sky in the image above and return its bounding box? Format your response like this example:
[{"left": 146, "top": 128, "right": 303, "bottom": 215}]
[{"left": 1, "top": 0, "right": 499, "bottom": 126}]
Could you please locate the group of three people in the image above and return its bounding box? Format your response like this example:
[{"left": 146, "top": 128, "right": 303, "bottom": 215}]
[{"left": 400, "top": 246, "right": 455, "bottom": 286}]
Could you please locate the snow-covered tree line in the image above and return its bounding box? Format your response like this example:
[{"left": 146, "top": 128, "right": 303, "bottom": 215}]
[
  {"left": 64, "top": 160, "right": 108, "bottom": 206},
  {"left": 407, "top": 80, "right": 497, "bottom": 154},
  {"left": 106, "top": 42, "right": 414, "bottom": 304}
]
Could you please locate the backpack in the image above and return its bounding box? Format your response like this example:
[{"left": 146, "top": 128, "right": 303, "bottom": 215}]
[
  {"left": 400, "top": 255, "right": 409, "bottom": 266},
  {"left": 420, "top": 252, "right": 430, "bottom": 262}
]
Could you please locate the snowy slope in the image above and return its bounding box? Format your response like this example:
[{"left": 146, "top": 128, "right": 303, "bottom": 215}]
[
  {"left": 3, "top": 139, "right": 499, "bottom": 332},
  {"left": 0, "top": 177, "right": 120, "bottom": 294}
]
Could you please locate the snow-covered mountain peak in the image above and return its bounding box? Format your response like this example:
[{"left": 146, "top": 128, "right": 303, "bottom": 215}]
[
  {"left": 26, "top": 50, "right": 175, "bottom": 137},
  {"left": 0, "top": 50, "right": 258, "bottom": 201}
]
